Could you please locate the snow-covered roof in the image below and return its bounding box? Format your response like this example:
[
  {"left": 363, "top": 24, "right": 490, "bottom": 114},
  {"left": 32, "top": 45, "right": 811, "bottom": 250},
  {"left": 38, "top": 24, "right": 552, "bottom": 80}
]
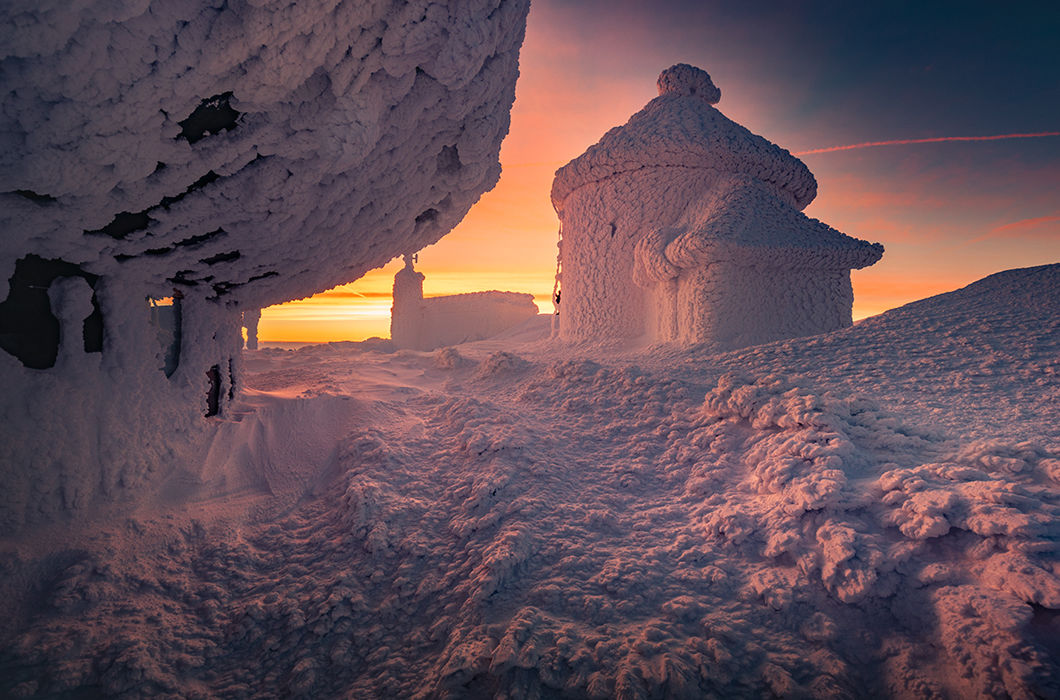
[
  {"left": 633, "top": 176, "right": 884, "bottom": 284},
  {"left": 551, "top": 64, "right": 818, "bottom": 211}
]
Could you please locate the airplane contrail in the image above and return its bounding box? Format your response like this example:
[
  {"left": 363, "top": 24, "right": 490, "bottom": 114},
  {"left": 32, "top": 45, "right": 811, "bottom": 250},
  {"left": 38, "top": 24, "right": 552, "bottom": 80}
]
[{"left": 794, "top": 131, "right": 1060, "bottom": 156}]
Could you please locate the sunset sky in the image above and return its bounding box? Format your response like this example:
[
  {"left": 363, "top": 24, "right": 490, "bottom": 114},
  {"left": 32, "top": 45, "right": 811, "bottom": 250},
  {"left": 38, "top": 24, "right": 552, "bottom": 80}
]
[{"left": 260, "top": 0, "right": 1060, "bottom": 343}]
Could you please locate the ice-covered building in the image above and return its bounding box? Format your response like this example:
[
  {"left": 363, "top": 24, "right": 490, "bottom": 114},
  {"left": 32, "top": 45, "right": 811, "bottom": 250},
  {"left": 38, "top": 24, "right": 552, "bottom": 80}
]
[
  {"left": 391, "top": 255, "right": 538, "bottom": 350},
  {"left": 0, "top": 0, "right": 530, "bottom": 532},
  {"left": 551, "top": 64, "right": 883, "bottom": 348}
]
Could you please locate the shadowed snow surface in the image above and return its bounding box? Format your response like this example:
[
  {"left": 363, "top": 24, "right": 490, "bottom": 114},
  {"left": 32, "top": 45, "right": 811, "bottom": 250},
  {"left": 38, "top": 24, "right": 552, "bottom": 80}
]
[{"left": 1, "top": 265, "right": 1058, "bottom": 698}]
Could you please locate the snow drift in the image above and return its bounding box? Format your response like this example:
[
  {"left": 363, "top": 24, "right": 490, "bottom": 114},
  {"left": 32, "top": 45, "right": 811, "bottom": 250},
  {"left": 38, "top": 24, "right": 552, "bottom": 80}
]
[
  {"left": 1, "top": 264, "right": 1056, "bottom": 697},
  {"left": 0, "top": 0, "right": 531, "bottom": 532}
]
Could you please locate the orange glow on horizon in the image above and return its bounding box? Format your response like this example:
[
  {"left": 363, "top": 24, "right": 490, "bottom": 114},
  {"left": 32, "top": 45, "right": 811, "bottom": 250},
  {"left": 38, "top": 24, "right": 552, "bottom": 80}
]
[
  {"left": 850, "top": 270, "right": 975, "bottom": 321},
  {"left": 259, "top": 267, "right": 951, "bottom": 342},
  {"left": 259, "top": 263, "right": 552, "bottom": 343}
]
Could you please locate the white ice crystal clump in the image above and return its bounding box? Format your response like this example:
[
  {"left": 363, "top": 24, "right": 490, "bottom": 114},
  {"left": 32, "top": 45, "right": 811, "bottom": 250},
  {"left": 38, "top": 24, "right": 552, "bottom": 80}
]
[
  {"left": 552, "top": 64, "right": 883, "bottom": 347},
  {"left": 0, "top": 0, "right": 530, "bottom": 532},
  {"left": 656, "top": 62, "right": 721, "bottom": 103}
]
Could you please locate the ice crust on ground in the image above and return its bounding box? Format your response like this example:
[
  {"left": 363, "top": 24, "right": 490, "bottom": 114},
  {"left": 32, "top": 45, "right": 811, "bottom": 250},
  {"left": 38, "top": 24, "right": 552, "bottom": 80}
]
[
  {"left": 1, "top": 264, "right": 1057, "bottom": 698},
  {"left": 0, "top": 0, "right": 530, "bottom": 532},
  {"left": 552, "top": 65, "right": 882, "bottom": 347}
]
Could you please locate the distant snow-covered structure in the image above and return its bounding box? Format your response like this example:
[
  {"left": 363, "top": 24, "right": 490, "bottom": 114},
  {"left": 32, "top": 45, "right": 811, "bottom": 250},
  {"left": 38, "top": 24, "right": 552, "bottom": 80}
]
[
  {"left": 0, "top": 0, "right": 530, "bottom": 532},
  {"left": 391, "top": 256, "right": 538, "bottom": 351},
  {"left": 551, "top": 64, "right": 883, "bottom": 348}
]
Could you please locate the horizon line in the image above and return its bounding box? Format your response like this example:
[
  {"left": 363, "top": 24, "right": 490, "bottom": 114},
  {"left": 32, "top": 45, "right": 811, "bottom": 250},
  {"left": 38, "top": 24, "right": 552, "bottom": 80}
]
[{"left": 794, "top": 131, "right": 1060, "bottom": 156}]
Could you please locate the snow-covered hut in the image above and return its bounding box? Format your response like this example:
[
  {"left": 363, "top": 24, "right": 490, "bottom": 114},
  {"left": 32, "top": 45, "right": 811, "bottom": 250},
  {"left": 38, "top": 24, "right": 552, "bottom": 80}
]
[
  {"left": 391, "top": 255, "right": 538, "bottom": 350},
  {"left": 551, "top": 64, "right": 884, "bottom": 349}
]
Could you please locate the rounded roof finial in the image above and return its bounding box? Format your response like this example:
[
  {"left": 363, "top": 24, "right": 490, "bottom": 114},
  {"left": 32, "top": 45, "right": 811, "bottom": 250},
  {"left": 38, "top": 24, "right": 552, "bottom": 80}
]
[{"left": 657, "top": 64, "right": 720, "bottom": 104}]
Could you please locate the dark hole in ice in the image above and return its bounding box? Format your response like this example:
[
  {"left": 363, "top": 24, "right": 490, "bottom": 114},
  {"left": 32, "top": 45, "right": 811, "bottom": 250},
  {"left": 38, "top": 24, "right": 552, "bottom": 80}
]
[
  {"left": 144, "top": 247, "right": 173, "bottom": 256},
  {"left": 0, "top": 255, "right": 103, "bottom": 369},
  {"left": 200, "top": 250, "right": 240, "bottom": 265},
  {"left": 415, "top": 208, "right": 439, "bottom": 225},
  {"left": 178, "top": 93, "right": 240, "bottom": 144},
  {"left": 83, "top": 304, "right": 103, "bottom": 354},
  {"left": 609, "top": 222, "right": 617, "bottom": 238},
  {"left": 205, "top": 364, "right": 221, "bottom": 416},
  {"left": 211, "top": 281, "right": 239, "bottom": 297},
  {"left": 85, "top": 171, "right": 221, "bottom": 239},
  {"left": 436, "top": 145, "right": 462, "bottom": 173},
  {"left": 12, "top": 189, "right": 57, "bottom": 204},
  {"left": 176, "top": 228, "right": 226, "bottom": 248},
  {"left": 85, "top": 210, "right": 151, "bottom": 239},
  {"left": 228, "top": 358, "right": 236, "bottom": 401},
  {"left": 160, "top": 171, "right": 219, "bottom": 208},
  {"left": 247, "top": 271, "right": 279, "bottom": 283},
  {"left": 169, "top": 270, "right": 199, "bottom": 287}
]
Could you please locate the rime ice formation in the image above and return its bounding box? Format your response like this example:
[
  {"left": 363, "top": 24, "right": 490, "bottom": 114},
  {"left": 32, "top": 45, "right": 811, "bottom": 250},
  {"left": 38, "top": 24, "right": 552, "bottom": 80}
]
[
  {"left": 1, "top": 265, "right": 1057, "bottom": 697},
  {"left": 551, "top": 64, "right": 883, "bottom": 347},
  {"left": 0, "top": 0, "right": 530, "bottom": 532},
  {"left": 391, "top": 255, "right": 538, "bottom": 350}
]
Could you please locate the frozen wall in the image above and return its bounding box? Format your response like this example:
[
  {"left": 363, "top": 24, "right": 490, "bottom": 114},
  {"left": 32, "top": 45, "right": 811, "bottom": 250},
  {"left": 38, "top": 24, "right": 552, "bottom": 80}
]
[
  {"left": 634, "top": 174, "right": 882, "bottom": 347},
  {"left": 556, "top": 167, "right": 727, "bottom": 341},
  {"left": 0, "top": 0, "right": 531, "bottom": 532},
  {"left": 671, "top": 264, "right": 853, "bottom": 349},
  {"left": 418, "top": 292, "right": 538, "bottom": 350}
]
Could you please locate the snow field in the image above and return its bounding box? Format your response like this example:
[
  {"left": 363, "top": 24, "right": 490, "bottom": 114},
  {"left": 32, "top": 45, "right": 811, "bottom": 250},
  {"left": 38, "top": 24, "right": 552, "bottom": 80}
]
[{"left": 1, "top": 265, "right": 1057, "bottom": 697}]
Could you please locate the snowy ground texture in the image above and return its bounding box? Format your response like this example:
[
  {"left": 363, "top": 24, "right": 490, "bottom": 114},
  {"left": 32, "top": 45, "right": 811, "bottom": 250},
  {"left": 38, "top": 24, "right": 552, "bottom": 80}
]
[{"left": 1, "top": 264, "right": 1058, "bottom": 698}]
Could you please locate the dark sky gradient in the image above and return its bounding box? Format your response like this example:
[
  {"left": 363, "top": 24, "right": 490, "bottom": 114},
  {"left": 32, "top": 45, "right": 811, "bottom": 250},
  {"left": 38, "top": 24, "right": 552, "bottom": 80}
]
[{"left": 542, "top": 1, "right": 1060, "bottom": 143}]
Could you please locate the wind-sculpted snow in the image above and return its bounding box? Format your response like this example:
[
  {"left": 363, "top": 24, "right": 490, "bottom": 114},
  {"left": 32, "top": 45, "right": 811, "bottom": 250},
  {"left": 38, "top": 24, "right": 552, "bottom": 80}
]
[
  {"left": 0, "top": 0, "right": 530, "bottom": 531},
  {"left": 687, "top": 263, "right": 1060, "bottom": 442},
  {"left": 2, "top": 265, "right": 1057, "bottom": 697},
  {"left": 632, "top": 177, "right": 883, "bottom": 285}
]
